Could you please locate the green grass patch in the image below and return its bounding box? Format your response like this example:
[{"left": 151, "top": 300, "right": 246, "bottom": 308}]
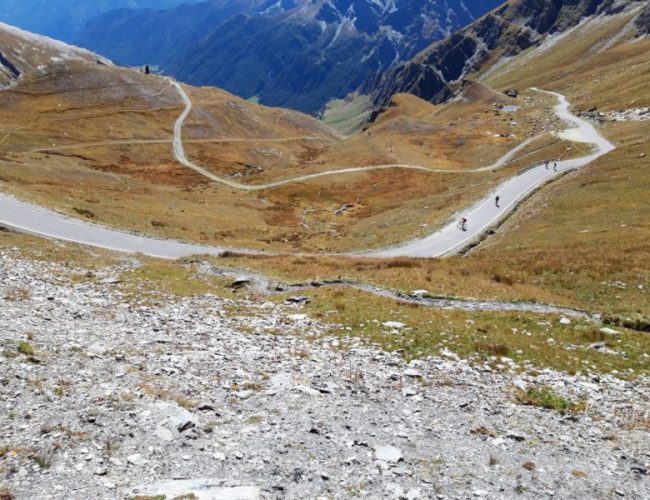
[
  {"left": 282, "top": 287, "right": 650, "bottom": 377},
  {"left": 17, "top": 341, "right": 35, "bottom": 356},
  {"left": 515, "top": 385, "right": 587, "bottom": 413},
  {"left": 322, "top": 93, "right": 373, "bottom": 135},
  {"left": 117, "top": 262, "right": 232, "bottom": 302}
]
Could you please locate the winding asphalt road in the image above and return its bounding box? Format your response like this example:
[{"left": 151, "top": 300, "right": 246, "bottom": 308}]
[
  {"left": 370, "top": 89, "right": 615, "bottom": 257},
  {"left": 0, "top": 88, "right": 614, "bottom": 259}
]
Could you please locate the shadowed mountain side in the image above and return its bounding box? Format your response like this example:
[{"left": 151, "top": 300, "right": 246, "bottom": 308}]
[
  {"left": 361, "top": 0, "right": 649, "bottom": 112},
  {"left": 0, "top": 0, "right": 196, "bottom": 42},
  {"left": 76, "top": 0, "right": 503, "bottom": 114}
]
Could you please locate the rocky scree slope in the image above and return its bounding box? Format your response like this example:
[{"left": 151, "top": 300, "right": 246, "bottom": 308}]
[
  {"left": 361, "top": 0, "right": 650, "bottom": 111},
  {"left": 0, "top": 248, "right": 649, "bottom": 499},
  {"left": 76, "top": 0, "right": 503, "bottom": 114}
]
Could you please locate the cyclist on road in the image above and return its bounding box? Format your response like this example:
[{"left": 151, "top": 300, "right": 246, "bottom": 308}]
[{"left": 459, "top": 217, "right": 468, "bottom": 231}]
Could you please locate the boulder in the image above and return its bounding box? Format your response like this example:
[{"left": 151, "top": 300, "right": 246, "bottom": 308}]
[
  {"left": 374, "top": 445, "right": 403, "bottom": 463},
  {"left": 129, "top": 479, "right": 260, "bottom": 500}
]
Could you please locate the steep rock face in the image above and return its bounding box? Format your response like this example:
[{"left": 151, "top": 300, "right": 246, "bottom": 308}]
[
  {"left": 361, "top": 61, "right": 451, "bottom": 109},
  {"left": 363, "top": 0, "right": 647, "bottom": 110},
  {"left": 635, "top": 3, "right": 650, "bottom": 35},
  {"left": 76, "top": 0, "right": 503, "bottom": 113},
  {"left": 0, "top": 50, "right": 21, "bottom": 80}
]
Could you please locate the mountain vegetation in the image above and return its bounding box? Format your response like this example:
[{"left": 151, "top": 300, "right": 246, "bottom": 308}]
[{"left": 0, "top": 2, "right": 649, "bottom": 498}]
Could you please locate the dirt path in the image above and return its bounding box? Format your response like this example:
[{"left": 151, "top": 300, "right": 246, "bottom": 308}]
[
  {"left": 0, "top": 88, "right": 616, "bottom": 317},
  {"left": 197, "top": 261, "right": 599, "bottom": 321},
  {"left": 169, "top": 81, "right": 548, "bottom": 190}
]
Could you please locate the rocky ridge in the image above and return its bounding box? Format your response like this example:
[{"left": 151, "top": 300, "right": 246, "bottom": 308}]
[
  {"left": 76, "top": 0, "right": 503, "bottom": 113},
  {"left": 361, "top": 0, "right": 649, "bottom": 112},
  {"left": 1, "top": 248, "right": 649, "bottom": 499},
  {"left": 0, "top": 22, "right": 110, "bottom": 88}
]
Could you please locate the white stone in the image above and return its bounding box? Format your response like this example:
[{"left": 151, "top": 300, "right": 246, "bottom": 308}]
[
  {"left": 130, "top": 479, "right": 260, "bottom": 500},
  {"left": 101, "top": 479, "right": 116, "bottom": 489},
  {"left": 405, "top": 488, "right": 422, "bottom": 500},
  {"left": 154, "top": 427, "right": 174, "bottom": 442},
  {"left": 127, "top": 453, "right": 146, "bottom": 466},
  {"left": 152, "top": 401, "right": 199, "bottom": 433},
  {"left": 374, "top": 445, "right": 403, "bottom": 463},
  {"left": 386, "top": 482, "right": 404, "bottom": 497},
  {"left": 512, "top": 378, "right": 527, "bottom": 391},
  {"left": 383, "top": 321, "right": 406, "bottom": 329}
]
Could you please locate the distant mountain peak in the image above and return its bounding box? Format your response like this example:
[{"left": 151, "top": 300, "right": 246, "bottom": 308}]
[
  {"left": 75, "top": 0, "right": 503, "bottom": 113},
  {"left": 360, "top": 0, "right": 648, "bottom": 114}
]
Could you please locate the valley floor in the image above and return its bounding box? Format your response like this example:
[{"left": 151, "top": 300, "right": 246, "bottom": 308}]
[{"left": 1, "top": 248, "right": 648, "bottom": 499}]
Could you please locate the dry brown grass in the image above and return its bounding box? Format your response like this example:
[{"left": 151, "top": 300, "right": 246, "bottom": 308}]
[
  {"left": 3, "top": 286, "right": 30, "bottom": 301},
  {"left": 1, "top": 11, "right": 647, "bottom": 382},
  {"left": 475, "top": 120, "right": 650, "bottom": 317},
  {"left": 475, "top": 343, "right": 510, "bottom": 357},
  {"left": 137, "top": 383, "right": 195, "bottom": 409},
  {"left": 1, "top": 55, "right": 570, "bottom": 254},
  {"left": 206, "top": 22, "right": 650, "bottom": 316},
  {"left": 484, "top": 11, "right": 650, "bottom": 112}
]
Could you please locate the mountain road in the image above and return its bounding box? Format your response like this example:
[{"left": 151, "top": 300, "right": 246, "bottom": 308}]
[{"left": 0, "top": 89, "right": 615, "bottom": 258}]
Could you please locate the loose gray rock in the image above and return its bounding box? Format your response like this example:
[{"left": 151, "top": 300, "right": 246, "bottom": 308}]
[
  {"left": 130, "top": 479, "right": 260, "bottom": 500},
  {"left": 375, "top": 445, "right": 403, "bottom": 463},
  {"left": 0, "top": 250, "right": 647, "bottom": 500}
]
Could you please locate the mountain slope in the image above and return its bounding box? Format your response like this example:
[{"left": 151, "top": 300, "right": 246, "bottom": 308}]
[
  {"left": 0, "top": 22, "right": 111, "bottom": 88},
  {"left": 76, "top": 0, "right": 503, "bottom": 113},
  {"left": 0, "top": 0, "right": 196, "bottom": 42},
  {"left": 362, "top": 0, "right": 649, "bottom": 111}
]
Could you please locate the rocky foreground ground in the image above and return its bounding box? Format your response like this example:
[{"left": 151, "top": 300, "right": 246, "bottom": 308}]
[{"left": 0, "top": 247, "right": 648, "bottom": 499}]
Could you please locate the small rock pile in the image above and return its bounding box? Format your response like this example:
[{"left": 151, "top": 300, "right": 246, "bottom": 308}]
[{"left": 579, "top": 106, "right": 650, "bottom": 123}]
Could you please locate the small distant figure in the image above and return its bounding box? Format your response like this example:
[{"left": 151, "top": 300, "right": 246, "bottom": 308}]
[
  {"left": 545, "top": 161, "right": 549, "bottom": 169},
  {"left": 495, "top": 195, "right": 500, "bottom": 207},
  {"left": 145, "top": 65, "right": 150, "bottom": 75},
  {"left": 553, "top": 162, "right": 558, "bottom": 171},
  {"left": 459, "top": 217, "right": 468, "bottom": 231}
]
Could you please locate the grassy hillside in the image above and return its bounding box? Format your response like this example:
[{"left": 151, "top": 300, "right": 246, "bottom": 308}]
[
  {"left": 1, "top": 8, "right": 648, "bottom": 376},
  {"left": 2, "top": 26, "right": 571, "bottom": 254},
  {"left": 198, "top": 9, "right": 650, "bottom": 355}
]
